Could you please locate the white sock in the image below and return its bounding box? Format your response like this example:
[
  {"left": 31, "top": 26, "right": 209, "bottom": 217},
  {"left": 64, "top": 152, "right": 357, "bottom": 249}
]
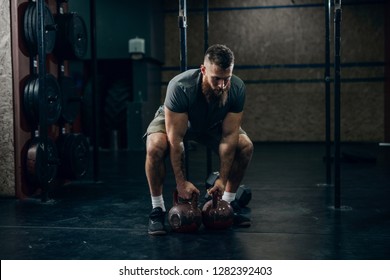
[
  {"left": 222, "top": 191, "right": 236, "bottom": 203},
  {"left": 151, "top": 195, "right": 166, "bottom": 212}
]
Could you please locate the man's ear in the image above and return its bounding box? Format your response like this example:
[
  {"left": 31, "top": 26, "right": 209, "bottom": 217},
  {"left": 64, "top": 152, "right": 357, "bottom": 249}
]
[{"left": 200, "top": 64, "right": 206, "bottom": 75}]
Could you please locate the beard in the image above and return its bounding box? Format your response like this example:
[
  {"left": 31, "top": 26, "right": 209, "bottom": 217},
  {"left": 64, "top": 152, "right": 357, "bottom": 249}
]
[{"left": 202, "top": 80, "right": 229, "bottom": 107}]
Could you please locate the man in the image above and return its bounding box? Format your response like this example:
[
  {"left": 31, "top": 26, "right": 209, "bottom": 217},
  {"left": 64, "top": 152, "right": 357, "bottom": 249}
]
[{"left": 144, "top": 44, "right": 253, "bottom": 235}]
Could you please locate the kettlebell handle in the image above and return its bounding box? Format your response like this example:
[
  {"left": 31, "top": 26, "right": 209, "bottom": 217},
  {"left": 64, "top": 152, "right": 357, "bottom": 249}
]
[
  {"left": 173, "top": 190, "right": 199, "bottom": 207},
  {"left": 212, "top": 191, "right": 221, "bottom": 208},
  {"left": 191, "top": 192, "right": 199, "bottom": 208}
]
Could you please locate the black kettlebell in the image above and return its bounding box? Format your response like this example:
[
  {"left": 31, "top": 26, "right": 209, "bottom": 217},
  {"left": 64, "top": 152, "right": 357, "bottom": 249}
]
[
  {"left": 202, "top": 192, "right": 234, "bottom": 230},
  {"left": 168, "top": 190, "right": 202, "bottom": 233}
]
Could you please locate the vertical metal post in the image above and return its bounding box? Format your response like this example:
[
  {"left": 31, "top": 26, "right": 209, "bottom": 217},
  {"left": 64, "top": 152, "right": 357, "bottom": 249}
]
[
  {"left": 204, "top": 0, "right": 209, "bottom": 51},
  {"left": 90, "top": 0, "right": 100, "bottom": 181},
  {"left": 324, "top": 0, "right": 332, "bottom": 186},
  {"left": 178, "top": 0, "right": 190, "bottom": 179},
  {"left": 179, "top": 0, "right": 187, "bottom": 73},
  {"left": 204, "top": 0, "right": 213, "bottom": 176},
  {"left": 385, "top": 0, "right": 390, "bottom": 142},
  {"left": 36, "top": 0, "right": 48, "bottom": 201},
  {"left": 334, "top": 0, "right": 342, "bottom": 209}
]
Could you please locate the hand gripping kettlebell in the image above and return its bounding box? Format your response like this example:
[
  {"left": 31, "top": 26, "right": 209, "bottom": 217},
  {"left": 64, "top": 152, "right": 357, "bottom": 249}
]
[
  {"left": 168, "top": 190, "right": 202, "bottom": 233},
  {"left": 202, "top": 192, "right": 234, "bottom": 230}
]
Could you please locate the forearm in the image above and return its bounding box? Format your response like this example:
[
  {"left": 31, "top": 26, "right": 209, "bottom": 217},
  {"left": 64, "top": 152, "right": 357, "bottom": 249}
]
[
  {"left": 165, "top": 107, "right": 188, "bottom": 188},
  {"left": 218, "top": 134, "right": 238, "bottom": 184},
  {"left": 168, "top": 138, "right": 187, "bottom": 187}
]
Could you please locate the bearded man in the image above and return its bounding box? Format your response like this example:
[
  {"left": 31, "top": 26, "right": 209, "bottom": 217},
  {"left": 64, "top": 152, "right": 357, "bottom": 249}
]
[{"left": 144, "top": 44, "right": 253, "bottom": 235}]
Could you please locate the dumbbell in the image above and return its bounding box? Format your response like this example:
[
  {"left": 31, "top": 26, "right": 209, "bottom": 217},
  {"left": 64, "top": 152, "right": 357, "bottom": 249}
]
[{"left": 204, "top": 171, "right": 252, "bottom": 207}]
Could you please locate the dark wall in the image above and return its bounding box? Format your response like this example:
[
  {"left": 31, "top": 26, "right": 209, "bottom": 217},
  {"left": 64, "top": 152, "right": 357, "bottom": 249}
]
[
  {"left": 69, "top": 0, "right": 164, "bottom": 61},
  {"left": 67, "top": 0, "right": 386, "bottom": 142},
  {"left": 162, "top": 0, "right": 386, "bottom": 142},
  {"left": 68, "top": 0, "right": 164, "bottom": 149}
]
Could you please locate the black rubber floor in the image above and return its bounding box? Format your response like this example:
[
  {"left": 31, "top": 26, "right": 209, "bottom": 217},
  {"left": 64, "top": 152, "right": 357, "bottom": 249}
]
[{"left": 0, "top": 142, "right": 389, "bottom": 259}]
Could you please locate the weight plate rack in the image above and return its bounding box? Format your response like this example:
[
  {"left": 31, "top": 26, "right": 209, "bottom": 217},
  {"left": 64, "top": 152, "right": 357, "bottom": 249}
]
[{"left": 20, "top": 0, "right": 89, "bottom": 200}]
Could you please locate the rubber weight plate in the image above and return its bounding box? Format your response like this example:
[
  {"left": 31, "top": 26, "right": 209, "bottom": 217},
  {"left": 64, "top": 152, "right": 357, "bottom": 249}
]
[
  {"left": 44, "top": 74, "right": 62, "bottom": 125},
  {"left": 57, "top": 133, "right": 89, "bottom": 179},
  {"left": 22, "top": 75, "right": 38, "bottom": 124},
  {"left": 26, "top": 137, "right": 59, "bottom": 187},
  {"left": 24, "top": 3, "right": 56, "bottom": 55},
  {"left": 55, "top": 12, "right": 88, "bottom": 59},
  {"left": 23, "top": 2, "right": 34, "bottom": 52}
]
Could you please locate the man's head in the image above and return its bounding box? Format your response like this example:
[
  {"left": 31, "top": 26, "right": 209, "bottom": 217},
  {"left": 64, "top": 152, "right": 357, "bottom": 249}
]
[{"left": 200, "top": 44, "right": 235, "bottom": 106}]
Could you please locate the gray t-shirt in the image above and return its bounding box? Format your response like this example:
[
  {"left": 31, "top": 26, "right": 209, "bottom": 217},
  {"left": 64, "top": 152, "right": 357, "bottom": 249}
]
[{"left": 164, "top": 69, "right": 246, "bottom": 135}]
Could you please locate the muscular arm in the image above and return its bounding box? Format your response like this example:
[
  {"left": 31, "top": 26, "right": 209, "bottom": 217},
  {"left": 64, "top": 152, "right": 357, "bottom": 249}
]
[
  {"left": 212, "top": 111, "right": 242, "bottom": 194},
  {"left": 219, "top": 112, "right": 242, "bottom": 182},
  {"left": 165, "top": 106, "right": 199, "bottom": 199}
]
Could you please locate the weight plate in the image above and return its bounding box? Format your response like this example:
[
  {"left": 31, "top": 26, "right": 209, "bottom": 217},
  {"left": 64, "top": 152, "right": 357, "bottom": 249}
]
[
  {"left": 55, "top": 12, "right": 88, "bottom": 59},
  {"left": 57, "top": 133, "right": 89, "bottom": 179},
  {"left": 23, "top": 75, "right": 37, "bottom": 124},
  {"left": 30, "top": 75, "right": 40, "bottom": 124},
  {"left": 26, "top": 137, "right": 58, "bottom": 186},
  {"left": 45, "top": 74, "right": 62, "bottom": 125},
  {"left": 23, "top": 3, "right": 34, "bottom": 53},
  {"left": 29, "top": 75, "right": 39, "bottom": 124},
  {"left": 24, "top": 75, "right": 62, "bottom": 126},
  {"left": 70, "top": 134, "right": 89, "bottom": 178},
  {"left": 26, "top": 3, "right": 56, "bottom": 55},
  {"left": 43, "top": 4, "right": 56, "bottom": 54},
  {"left": 68, "top": 13, "right": 88, "bottom": 59}
]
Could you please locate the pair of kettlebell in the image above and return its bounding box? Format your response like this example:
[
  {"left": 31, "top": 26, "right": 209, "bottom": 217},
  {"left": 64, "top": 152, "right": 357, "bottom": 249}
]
[{"left": 168, "top": 190, "right": 234, "bottom": 233}]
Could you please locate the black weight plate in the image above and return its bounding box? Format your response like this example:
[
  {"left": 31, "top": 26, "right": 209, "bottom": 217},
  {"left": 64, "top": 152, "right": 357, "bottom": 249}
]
[
  {"left": 26, "top": 137, "right": 39, "bottom": 184},
  {"left": 25, "top": 75, "right": 39, "bottom": 125},
  {"left": 43, "top": 4, "right": 56, "bottom": 54},
  {"left": 23, "top": 75, "right": 37, "bottom": 124},
  {"left": 31, "top": 75, "right": 40, "bottom": 124},
  {"left": 45, "top": 74, "right": 62, "bottom": 125},
  {"left": 68, "top": 13, "right": 88, "bottom": 59},
  {"left": 28, "top": 75, "right": 61, "bottom": 126},
  {"left": 28, "top": 4, "right": 36, "bottom": 54},
  {"left": 55, "top": 13, "right": 88, "bottom": 59},
  {"left": 29, "top": 4, "right": 37, "bottom": 55},
  {"left": 59, "top": 76, "right": 80, "bottom": 123},
  {"left": 23, "top": 3, "right": 34, "bottom": 53},
  {"left": 57, "top": 133, "right": 89, "bottom": 179},
  {"left": 28, "top": 4, "right": 56, "bottom": 55},
  {"left": 26, "top": 137, "right": 58, "bottom": 186},
  {"left": 69, "top": 134, "right": 89, "bottom": 178}
]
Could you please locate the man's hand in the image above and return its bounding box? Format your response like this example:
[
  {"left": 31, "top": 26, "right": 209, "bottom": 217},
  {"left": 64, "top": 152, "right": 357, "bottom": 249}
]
[
  {"left": 177, "top": 181, "right": 200, "bottom": 200},
  {"left": 207, "top": 178, "right": 225, "bottom": 197}
]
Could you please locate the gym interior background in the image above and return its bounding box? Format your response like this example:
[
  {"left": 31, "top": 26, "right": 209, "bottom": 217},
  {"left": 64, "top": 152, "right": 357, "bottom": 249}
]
[{"left": 0, "top": 0, "right": 389, "bottom": 260}]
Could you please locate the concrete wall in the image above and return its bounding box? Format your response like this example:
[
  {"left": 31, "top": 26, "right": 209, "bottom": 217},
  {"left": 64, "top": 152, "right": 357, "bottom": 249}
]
[
  {"left": 0, "top": 0, "right": 15, "bottom": 196},
  {"left": 162, "top": 0, "right": 385, "bottom": 142}
]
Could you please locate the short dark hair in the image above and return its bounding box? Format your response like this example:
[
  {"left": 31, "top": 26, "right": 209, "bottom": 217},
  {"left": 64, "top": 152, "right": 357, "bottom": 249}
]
[{"left": 204, "top": 44, "right": 234, "bottom": 69}]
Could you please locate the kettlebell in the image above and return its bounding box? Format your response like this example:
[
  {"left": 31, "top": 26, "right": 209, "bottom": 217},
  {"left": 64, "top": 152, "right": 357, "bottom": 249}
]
[
  {"left": 168, "top": 190, "right": 202, "bottom": 233},
  {"left": 202, "top": 192, "right": 234, "bottom": 230}
]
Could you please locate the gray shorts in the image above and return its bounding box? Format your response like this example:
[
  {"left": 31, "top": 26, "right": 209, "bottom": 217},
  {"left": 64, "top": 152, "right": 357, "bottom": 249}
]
[{"left": 144, "top": 106, "right": 247, "bottom": 153}]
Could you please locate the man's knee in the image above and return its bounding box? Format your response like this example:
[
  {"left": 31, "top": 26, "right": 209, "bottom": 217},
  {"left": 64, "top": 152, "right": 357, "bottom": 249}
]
[
  {"left": 238, "top": 135, "right": 254, "bottom": 161},
  {"left": 146, "top": 133, "right": 168, "bottom": 160}
]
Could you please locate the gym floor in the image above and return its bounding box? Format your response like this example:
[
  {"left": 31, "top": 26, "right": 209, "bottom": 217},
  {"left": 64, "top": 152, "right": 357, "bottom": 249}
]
[{"left": 0, "top": 142, "right": 389, "bottom": 260}]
